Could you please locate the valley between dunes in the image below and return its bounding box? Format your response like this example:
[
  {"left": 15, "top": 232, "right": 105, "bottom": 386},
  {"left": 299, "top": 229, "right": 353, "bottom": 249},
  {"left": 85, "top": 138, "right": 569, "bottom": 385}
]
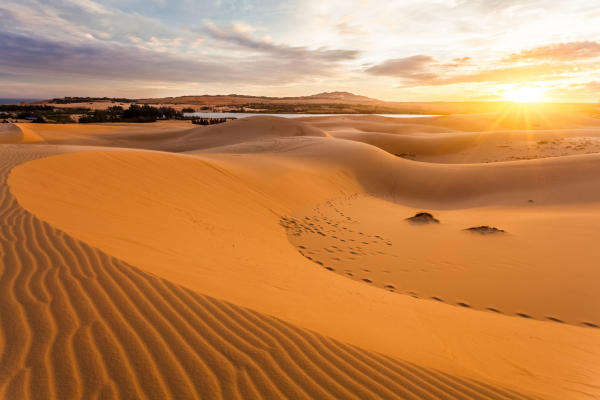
[{"left": 1, "top": 112, "right": 599, "bottom": 399}]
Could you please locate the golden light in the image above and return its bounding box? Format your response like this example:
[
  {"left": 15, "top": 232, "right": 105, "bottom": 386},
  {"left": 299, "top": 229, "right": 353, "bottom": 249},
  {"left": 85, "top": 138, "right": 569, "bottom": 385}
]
[{"left": 505, "top": 85, "right": 543, "bottom": 102}]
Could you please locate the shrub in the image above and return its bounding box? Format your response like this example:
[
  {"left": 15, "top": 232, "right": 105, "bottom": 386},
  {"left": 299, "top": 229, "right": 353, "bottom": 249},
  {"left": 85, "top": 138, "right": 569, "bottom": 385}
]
[{"left": 191, "top": 117, "right": 234, "bottom": 125}]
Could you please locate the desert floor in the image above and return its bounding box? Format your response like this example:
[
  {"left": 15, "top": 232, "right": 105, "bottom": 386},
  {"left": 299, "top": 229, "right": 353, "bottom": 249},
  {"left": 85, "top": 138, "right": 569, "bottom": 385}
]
[{"left": 1, "top": 112, "right": 599, "bottom": 399}]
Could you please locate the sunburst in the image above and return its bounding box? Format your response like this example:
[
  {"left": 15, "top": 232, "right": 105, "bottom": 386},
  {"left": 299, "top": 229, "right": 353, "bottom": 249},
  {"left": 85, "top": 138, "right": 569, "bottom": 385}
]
[{"left": 505, "top": 86, "right": 543, "bottom": 102}]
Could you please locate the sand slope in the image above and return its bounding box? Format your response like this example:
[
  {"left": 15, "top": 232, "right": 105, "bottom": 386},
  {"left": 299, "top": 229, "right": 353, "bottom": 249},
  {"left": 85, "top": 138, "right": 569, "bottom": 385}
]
[
  {"left": 386, "top": 111, "right": 600, "bottom": 132},
  {"left": 299, "top": 114, "right": 600, "bottom": 163},
  {"left": 0, "top": 124, "right": 26, "bottom": 144},
  {"left": 300, "top": 111, "right": 600, "bottom": 132},
  {"left": 8, "top": 138, "right": 600, "bottom": 399},
  {"left": 0, "top": 147, "right": 540, "bottom": 399},
  {"left": 170, "top": 116, "right": 329, "bottom": 152},
  {"left": 10, "top": 117, "right": 329, "bottom": 152},
  {"left": 0, "top": 124, "right": 46, "bottom": 144},
  {"left": 329, "top": 129, "right": 600, "bottom": 163},
  {"left": 11, "top": 121, "right": 195, "bottom": 147},
  {"left": 2, "top": 112, "right": 600, "bottom": 399}
]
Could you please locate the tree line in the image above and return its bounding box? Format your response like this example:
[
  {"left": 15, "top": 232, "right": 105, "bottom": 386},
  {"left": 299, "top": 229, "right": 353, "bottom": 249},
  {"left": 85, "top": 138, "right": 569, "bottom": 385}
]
[
  {"left": 50, "top": 97, "right": 136, "bottom": 104},
  {"left": 79, "top": 104, "right": 183, "bottom": 123}
]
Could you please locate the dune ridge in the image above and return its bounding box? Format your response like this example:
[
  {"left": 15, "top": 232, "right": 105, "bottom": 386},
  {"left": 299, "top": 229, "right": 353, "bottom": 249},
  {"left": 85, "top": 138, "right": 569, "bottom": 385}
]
[
  {"left": 190, "top": 137, "right": 600, "bottom": 325},
  {"left": 0, "top": 124, "right": 25, "bottom": 144},
  {"left": 297, "top": 114, "right": 600, "bottom": 163},
  {"left": 0, "top": 146, "right": 539, "bottom": 399},
  {"left": 11, "top": 116, "right": 329, "bottom": 152},
  {"left": 299, "top": 111, "right": 600, "bottom": 132}
]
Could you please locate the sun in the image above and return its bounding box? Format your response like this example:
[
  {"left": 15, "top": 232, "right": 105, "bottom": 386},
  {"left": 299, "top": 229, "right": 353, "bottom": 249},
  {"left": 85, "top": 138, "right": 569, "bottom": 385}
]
[{"left": 505, "top": 86, "right": 543, "bottom": 102}]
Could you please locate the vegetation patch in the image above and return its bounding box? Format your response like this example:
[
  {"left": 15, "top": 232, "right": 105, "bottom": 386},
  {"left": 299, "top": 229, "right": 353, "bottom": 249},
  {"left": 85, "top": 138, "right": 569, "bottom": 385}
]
[
  {"left": 464, "top": 226, "right": 506, "bottom": 235},
  {"left": 79, "top": 104, "right": 181, "bottom": 123},
  {"left": 406, "top": 212, "right": 440, "bottom": 225},
  {"left": 191, "top": 117, "right": 236, "bottom": 125}
]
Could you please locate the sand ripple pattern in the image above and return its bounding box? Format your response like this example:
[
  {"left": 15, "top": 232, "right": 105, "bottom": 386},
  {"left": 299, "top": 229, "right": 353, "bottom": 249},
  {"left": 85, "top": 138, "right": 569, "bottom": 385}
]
[{"left": 0, "top": 146, "right": 537, "bottom": 399}]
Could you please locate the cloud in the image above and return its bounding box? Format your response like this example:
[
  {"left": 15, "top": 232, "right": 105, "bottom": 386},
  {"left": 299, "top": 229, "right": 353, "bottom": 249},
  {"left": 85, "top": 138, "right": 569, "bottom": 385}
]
[
  {"left": 203, "top": 21, "right": 360, "bottom": 63},
  {"left": 334, "top": 12, "right": 371, "bottom": 41},
  {"left": 365, "top": 50, "right": 598, "bottom": 88},
  {"left": 504, "top": 41, "right": 600, "bottom": 62},
  {"left": 0, "top": 5, "right": 181, "bottom": 49},
  {"left": 364, "top": 55, "right": 441, "bottom": 85},
  {"left": 0, "top": 31, "right": 359, "bottom": 86},
  {"left": 429, "top": 64, "right": 581, "bottom": 86},
  {"left": 336, "top": 21, "right": 370, "bottom": 39},
  {"left": 512, "top": 82, "right": 542, "bottom": 90},
  {"left": 433, "top": 0, "right": 469, "bottom": 8},
  {"left": 64, "top": 0, "right": 114, "bottom": 15},
  {"left": 544, "top": 80, "right": 600, "bottom": 99},
  {"left": 0, "top": 32, "right": 230, "bottom": 82},
  {"left": 470, "top": 94, "right": 504, "bottom": 100},
  {"left": 452, "top": 57, "right": 472, "bottom": 64},
  {"left": 570, "top": 81, "right": 600, "bottom": 91}
]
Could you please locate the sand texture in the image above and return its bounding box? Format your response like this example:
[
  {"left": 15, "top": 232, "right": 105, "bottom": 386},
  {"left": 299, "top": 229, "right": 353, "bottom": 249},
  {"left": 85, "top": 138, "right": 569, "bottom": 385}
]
[{"left": 1, "top": 113, "right": 599, "bottom": 399}]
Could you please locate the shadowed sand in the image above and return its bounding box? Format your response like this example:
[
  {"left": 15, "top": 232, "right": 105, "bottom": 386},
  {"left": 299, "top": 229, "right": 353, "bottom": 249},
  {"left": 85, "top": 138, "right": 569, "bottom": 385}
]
[{"left": 2, "top": 113, "right": 600, "bottom": 399}]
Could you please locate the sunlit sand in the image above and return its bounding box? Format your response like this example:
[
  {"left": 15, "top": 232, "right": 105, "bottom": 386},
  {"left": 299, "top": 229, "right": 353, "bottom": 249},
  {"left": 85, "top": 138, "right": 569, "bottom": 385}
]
[{"left": 1, "top": 112, "right": 599, "bottom": 399}]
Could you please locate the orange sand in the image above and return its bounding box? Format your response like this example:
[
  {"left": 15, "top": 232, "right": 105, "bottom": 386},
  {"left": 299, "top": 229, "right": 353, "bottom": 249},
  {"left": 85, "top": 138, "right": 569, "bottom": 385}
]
[{"left": 1, "top": 113, "right": 599, "bottom": 399}]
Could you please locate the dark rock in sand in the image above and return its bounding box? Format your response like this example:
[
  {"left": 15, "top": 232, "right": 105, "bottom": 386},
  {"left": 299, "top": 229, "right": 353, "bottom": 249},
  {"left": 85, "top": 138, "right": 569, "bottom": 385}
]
[{"left": 406, "top": 212, "right": 440, "bottom": 225}]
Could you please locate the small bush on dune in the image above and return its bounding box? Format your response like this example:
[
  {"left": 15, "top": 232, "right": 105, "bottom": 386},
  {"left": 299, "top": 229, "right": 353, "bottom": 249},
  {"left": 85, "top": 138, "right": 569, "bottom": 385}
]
[{"left": 191, "top": 117, "right": 235, "bottom": 125}]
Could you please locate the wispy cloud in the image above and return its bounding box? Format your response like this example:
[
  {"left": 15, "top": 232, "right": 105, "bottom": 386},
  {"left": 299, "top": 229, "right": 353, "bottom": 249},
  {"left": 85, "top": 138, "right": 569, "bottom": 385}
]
[
  {"left": 544, "top": 80, "right": 600, "bottom": 99},
  {"left": 504, "top": 41, "right": 600, "bottom": 62},
  {"left": 64, "top": 0, "right": 113, "bottom": 15},
  {"left": 365, "top": 41, "right": 600, "bottom": 88},
  {"left": 0, "top": 30, "right": 359, "bottom": 86},
  {"left": 364, "top": 55, "right": 441, "bottom": 86},
  {"left": 203, "top": 21, "right": 360, "bottom": 63}
]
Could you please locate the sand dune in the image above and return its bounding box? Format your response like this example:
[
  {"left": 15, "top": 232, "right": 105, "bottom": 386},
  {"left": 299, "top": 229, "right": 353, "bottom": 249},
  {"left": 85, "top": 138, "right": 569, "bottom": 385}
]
[
  {"left": 11, "top": 116, "right": 329, "bottom": 152},
  {"left": 32, "top": 137, "right": 600, "bottom": 327},
  {"left": 8, "top": 121, "right": 196, "bottom": 147},
  {"left": 0, "top": 147, "right": 540, "bottom": 399},
  {"left": 366, "top": 111, "right": 600, "bottom": 132},
  {"left": 0, "top": 124, "right": 26, "bottom": 144},
  {"left": 0, "top": 123, "right": 46, "bottom": 144},
  {"left": 1, "top": 112, "right": 600, "bottom": 399},
  {"left": 328, "top": 129, "right": 600, "bottom": 163},
  {"left": 299, "top": 113, "right": 600, "bottom": 163},
  {"left": 299, "top": 111, "right": 600, "bottom": 132}
]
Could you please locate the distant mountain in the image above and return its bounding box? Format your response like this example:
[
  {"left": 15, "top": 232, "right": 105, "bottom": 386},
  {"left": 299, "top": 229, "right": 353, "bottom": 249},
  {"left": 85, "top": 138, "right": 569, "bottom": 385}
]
[
  {"left": 218, "top": 92, "right": 377, "bottom": 101},
  {"left": 303, "top": 92, "right": 374, "bottom": 101},
  {"left": 37, "top": 92, "right": 379, "bottom": 106}
]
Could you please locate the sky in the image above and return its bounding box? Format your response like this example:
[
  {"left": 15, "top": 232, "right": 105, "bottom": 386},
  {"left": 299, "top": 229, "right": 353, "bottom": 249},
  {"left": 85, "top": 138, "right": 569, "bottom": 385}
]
[{"left": 1, "top": 0, "right": 600, "bottom": 102}]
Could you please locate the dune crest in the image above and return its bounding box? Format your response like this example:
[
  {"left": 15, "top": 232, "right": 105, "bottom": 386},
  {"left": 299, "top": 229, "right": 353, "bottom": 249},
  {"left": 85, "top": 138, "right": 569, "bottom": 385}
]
[
  {"left": 299, "top": 113, "right": 600, "bottom": 164},
  {"left": 0, "top": 124, "right": 46, "bottom": 144}
]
